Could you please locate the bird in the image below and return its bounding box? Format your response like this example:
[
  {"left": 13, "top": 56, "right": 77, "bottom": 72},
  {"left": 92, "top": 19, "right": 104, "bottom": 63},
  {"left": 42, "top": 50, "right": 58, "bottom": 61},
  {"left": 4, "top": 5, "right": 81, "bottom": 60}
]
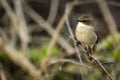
[{"left": 75, "top": 14, "right": 98, "bottom": 61}]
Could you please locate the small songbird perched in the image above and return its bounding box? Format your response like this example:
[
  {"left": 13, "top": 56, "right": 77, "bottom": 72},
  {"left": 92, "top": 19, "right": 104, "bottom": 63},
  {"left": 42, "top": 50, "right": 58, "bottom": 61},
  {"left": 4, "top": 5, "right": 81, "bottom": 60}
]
[{"left": 75, "top": 14, "right": 98, "bottom": 61}]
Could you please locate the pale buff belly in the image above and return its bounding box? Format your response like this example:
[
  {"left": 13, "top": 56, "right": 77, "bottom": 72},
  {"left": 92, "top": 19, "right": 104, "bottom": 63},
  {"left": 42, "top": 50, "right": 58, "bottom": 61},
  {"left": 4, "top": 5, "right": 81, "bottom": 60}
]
[{"left": 75, "top": 29, "right": 97, "bottom": 46}]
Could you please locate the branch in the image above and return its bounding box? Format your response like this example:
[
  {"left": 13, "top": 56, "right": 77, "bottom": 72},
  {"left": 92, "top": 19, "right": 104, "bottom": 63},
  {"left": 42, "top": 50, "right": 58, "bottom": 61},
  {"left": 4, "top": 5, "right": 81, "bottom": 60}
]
[
  {"left": 47, "top": 0, "right": 59, "bottom": 25},
  {"left": 0, "top": 0, "right": 30, "bottom": 55},
  {"left": 2, "top": 44, "right": 40, "bottom": 78},
  {"left": 49, "top": 59, "right": 90, "bottom": 69},
  {"left": 13, "top": 0, "right": 30, "bottom": 54},
  {"left": 39, "top": 14, "right": 65, "bottom": 78},
  {"left": 90, "top": 55, "right": 113, "bottom": 80},
  {"left": 0, "top": 63, "right": 7, "bottom": 80},
  {"left": 0, "top": 29, "right": 39, "bottom": 79},
  {"left": 65, "top": 1, "right": 85, "bottom": 80},
  {"left": 65, "top": 1, "right": 83, "bottom": 63},
  {"left": 91, "top": 62, "right": 116, "bottom": 70},
  {"left": 23, "top": 3, "right": 75, "bottom": 54},
  {"left": 96, "top": 0, "right": 118, "bottom": 34}
]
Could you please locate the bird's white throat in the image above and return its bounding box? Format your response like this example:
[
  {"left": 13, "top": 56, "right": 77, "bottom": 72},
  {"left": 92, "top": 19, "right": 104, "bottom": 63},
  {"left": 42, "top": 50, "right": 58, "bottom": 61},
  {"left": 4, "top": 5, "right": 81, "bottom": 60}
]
[
  {"left": 77, "top": 22, "right": 92, "bottom": 28},
  {"left": 77, "top": 22, "right": 87, "bottom": 27}
]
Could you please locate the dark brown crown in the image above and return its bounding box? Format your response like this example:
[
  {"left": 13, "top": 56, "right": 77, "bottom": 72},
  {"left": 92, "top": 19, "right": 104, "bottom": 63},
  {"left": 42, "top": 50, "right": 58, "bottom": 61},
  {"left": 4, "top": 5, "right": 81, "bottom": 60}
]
[{"left": 77, "top": 14, "right": 93, "bottom": 26}]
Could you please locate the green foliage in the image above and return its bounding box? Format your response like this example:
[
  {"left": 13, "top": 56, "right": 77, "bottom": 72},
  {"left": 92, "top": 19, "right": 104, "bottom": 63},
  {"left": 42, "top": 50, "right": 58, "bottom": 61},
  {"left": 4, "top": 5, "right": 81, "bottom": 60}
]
[
  {"left": 28, "top": 44, "right": 61, "bottom": 64},
  {"left": 112, "top": 45, "right": 120, "bottom": 62},
  {"left": 0, "top": 44, "right": 61, "bottom": 64},
  {"left": 97, "top": 33, "right": 120, "bottom": 62},
  {"left": 55, "top": 71, "right": 76, "bottom": 80},
  {"left": 0, "top": 52, "right": 10, "bottom": 62},
  {"left": 0, "top": 44, "right": 62, "bottom": 80},
  {"left": 97, "top": 33, "right": 120, "bottom": 51},
  {"left": 1, "top": 33, "right": 120, "bottom": 80},
  {"left": 86, "top": 70, "right": 102, "bottom": 80}
]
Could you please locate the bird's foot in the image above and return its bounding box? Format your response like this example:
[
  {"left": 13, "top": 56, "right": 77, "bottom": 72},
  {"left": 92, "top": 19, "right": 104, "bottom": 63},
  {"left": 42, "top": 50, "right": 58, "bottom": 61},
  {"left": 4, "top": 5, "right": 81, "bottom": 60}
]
[{"left": 75, "top": 41, "right": 81, "bottom": 47}]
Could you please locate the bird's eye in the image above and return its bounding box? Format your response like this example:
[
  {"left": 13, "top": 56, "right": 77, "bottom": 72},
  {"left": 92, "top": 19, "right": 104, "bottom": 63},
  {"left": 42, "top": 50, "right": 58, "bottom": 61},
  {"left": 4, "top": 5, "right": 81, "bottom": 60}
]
[
  {"left": 77, "top": 20, "right": 89, "bottom": 22},
  {"left": 81, "top": 20, "right": 89, "bottom": 22},
  {"left": 82, "top": 20, "right": 87, "bottom": 22}
]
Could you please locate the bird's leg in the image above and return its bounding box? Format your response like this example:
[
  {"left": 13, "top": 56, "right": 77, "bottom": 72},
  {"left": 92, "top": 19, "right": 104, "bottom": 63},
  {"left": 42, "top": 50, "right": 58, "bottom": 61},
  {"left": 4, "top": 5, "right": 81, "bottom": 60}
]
[
  {"left": 74, "top": 36, "right": 81, "bottom": 47},
  {"left": 88, "top": 46, "right": 93, "bottom": 55},
  {"left": 75, "top": 41, "right": 81, "bottom": 47},
  {"left": 85, "top": 46, "right": 93, "bottom": 61}
]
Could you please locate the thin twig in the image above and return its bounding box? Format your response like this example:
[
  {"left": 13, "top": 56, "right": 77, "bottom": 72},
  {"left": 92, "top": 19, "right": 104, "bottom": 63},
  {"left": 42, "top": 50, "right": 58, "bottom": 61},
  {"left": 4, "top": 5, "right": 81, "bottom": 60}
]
[
  {"left": 65, "top": 1, "right": 82, "bottom": 63},
  {"left": 91, "top": 62, "right": 116, "bottom": 70},
  {"left": 49, "top": 59, "right": 91, "bottom": 69},
  {"left": 47, "top": 0, "right": 59, "bottom": 25},
  {"left": 0, "top": 63, "right": 7, "bottom": 80},
  {"left": 96, "top": 0, "right": 118, "bottom": 34},
  {"left": 2, "top": 44, "right": 40, "bottom": 78},
  {"left": 13, "top": 0, "right": 30, "bottom": 55},
  {"left": 65, "top": 0, "right": 118, "bottom": 34},
  {"left": 96, "top": 0, "right": 119, "bottom": 46},
  {"left": 39, "top": 14, "right": 66, "bottom": 78},
  {"left": 23, "top": 3, "right": 75, "bottom": 55},
  {"left": 0, "top": 0, "right": 30, "bottom": 55},
  {"left": 71, "top": 0, "right": 120, "bottom": 7},
  {"left": 0, "top": 31, "right": 39, "bottom": 79},
  {"left": 90, "top": 55, "right": 113, "bottom": 80},
  {"left": 65, "top": 1, "right": 86, "bottom": 80}
]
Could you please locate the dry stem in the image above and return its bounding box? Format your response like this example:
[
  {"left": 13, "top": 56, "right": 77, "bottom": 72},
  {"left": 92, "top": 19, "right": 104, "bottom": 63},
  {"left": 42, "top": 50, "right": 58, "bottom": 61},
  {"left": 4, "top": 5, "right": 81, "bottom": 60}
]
[
  {"left": 0, "top": 0, "right": 30, "bottom": 55},
  {"left": 65, "top": 1, "right": 83, "bottom": 63},
  {"left": 90, "top": 55, "right": 113, "bottom": 80},
  {"left": 96, "top": 0, "right": 118, "bottom": 34},
  {"left": 39, "top": 14, "right": 65, "bottom": 78},
  {"left": 47, "top": 0, "right": 59, "bottom": 25},
  {"left": 0, "top": 63, "right": 7, "bottom": 80},
  {"left": 24, "top": 3, "right": 75, "bottom": 55}
]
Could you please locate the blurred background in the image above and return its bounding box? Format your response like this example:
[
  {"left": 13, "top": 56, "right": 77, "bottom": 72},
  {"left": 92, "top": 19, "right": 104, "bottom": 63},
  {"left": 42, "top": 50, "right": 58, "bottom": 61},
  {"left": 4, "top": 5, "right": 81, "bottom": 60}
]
[{"left": 0, "top": 0, "right": 120, "bottom": 80}]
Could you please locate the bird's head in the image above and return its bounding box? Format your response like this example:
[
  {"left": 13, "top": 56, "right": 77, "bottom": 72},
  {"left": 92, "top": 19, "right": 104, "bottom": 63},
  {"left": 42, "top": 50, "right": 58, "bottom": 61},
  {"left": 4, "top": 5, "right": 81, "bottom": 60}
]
[{"left": 77, "top": 14, "right": 94, "bottom": 26}]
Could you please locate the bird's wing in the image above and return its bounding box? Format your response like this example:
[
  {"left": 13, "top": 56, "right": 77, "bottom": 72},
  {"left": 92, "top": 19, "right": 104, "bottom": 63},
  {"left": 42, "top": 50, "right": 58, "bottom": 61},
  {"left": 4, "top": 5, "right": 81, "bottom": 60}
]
[{"left": 95, "top": 31, "right": 99, "bottom": 44}]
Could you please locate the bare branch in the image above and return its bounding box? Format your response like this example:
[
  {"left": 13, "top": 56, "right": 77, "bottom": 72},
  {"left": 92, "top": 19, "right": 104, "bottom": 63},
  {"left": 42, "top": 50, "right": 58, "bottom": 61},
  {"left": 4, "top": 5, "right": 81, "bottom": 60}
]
[
  {"left": 0, "top": 0, "right": 30, "bottom": 55},
  {"left": 47, "top": 0, "right": 59, "bottom": 25},
  {"left": 0, "top": 63, "right": 7, "bottom": 80},
  {"left": 65, "top": 1, "right": 83, "bottom": 63},
  {"left": 39, "top": 14, "right": 65, "bottom": 78},
  {"left": 49, "top": 59, "right": 91, "bottom": 69},
  {"left": 96, "top": 0, "right": 118, "bottom": 34},
  {"left": 90, "top": 55, "right": 113, "bottom": 80},
  {"left": 65, "top": 1, "right": 86, "bottom": 80},
  {"left": 24, "top": 3, "right": 75, "bottom": 54},
  {"left": 91, "top": 62, "right": 116, "bottom": 70},
  {"left": 13, "top": 0, "right": 30, "bottom": 54},
  {"left": 0, "top": 30, "right": 39, "bottom": 79},
  {"left": 1, "top": 44, "right": 40, "bottom": 79}
]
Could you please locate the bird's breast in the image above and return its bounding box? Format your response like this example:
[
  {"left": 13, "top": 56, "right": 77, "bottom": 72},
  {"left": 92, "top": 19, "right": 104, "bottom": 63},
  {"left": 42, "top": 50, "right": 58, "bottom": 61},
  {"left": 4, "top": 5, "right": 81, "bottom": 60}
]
[{"left": 75, "top": 26, "right": 97, "bottom": 46}]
